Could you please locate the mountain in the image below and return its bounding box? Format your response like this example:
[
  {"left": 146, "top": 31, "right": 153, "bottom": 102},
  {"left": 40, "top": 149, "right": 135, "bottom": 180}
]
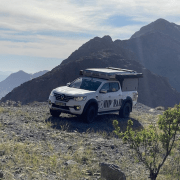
[
  {"left": 0, "top": 71, "right": 13, "bottom": 82},
  {"left": 62, "top": 25, "right": 180, "bottom": 92},
  {"left": 0, "top": 74, "right": 8, "bottom": 83},
  {"left": 1, "top": 49, "right": 180, "bottom": 108},
  {"left": 131, "top": 18, "right": 180, "bottom": 41},
  {"left": 118, "top": 19, "right": 180, "bottom": 92},
  {"left": 0, "top": 70, "right": 48, "bottom": 99},
  {"left": 31, "top": 70, "right": 49, "bottom": 79},
  {"left": 61, "top": 35, "right": 137, "bottom": 65}
]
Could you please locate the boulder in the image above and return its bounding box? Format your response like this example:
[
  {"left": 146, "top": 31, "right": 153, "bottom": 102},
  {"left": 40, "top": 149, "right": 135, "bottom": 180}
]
[{"left": 100, "top": 162, "right": 126, "bottom": 180}]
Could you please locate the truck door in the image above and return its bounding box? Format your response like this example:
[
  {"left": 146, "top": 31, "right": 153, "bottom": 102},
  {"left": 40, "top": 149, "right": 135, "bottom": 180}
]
[
  {"left": 98, "top": 82, "right": 122, "bottom": 112},
  {"left": 109, "top": 82, "right": 122, "bottom": 110},
  {"left": 98, "top": 82, "right": 111, "bottom": 112}
]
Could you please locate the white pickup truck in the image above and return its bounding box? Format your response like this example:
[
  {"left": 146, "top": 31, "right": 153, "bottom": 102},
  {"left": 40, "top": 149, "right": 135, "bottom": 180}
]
[{"left": 48, "top": 67, "right": 143, "bottom": 123}]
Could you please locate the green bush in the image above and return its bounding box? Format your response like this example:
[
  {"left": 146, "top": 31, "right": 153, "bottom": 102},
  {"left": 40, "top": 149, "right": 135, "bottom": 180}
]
[{"left": 113, "top": 104, "right": 180, "bottom": 180}]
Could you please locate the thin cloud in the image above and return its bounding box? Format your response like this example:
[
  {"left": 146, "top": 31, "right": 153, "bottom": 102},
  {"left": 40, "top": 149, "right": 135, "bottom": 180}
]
[
  {"left": 1, "top": 0, "right": 180, "bottom": 33},
  {"left": 1, "top": 0, "right": 180, "bottom": 60},
  {"left": 0, "top": 36, "right": 90, "bottom": 59}
]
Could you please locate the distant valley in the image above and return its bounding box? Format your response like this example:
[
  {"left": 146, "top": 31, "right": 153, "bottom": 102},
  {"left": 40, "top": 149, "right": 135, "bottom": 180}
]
[{"left": 0, "top": 70, "right": 48, "bottom": 99}]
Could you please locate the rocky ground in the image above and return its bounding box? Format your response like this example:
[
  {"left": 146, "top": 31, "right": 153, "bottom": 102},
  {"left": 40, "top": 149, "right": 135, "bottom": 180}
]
[{"left": 0, "top": 101, "right": 177, "bottom": 180}]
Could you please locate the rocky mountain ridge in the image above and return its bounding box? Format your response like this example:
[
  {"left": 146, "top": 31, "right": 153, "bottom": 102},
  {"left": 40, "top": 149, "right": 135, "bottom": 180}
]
[
  {"left": 1, "top": 50, "right": 180, "bottom": 108},
  {"left": 61, "top": 35, "right": 137, "bottom": 65},
  {"left": 61, "top": 19, "right": 180, "bottom": 92}
]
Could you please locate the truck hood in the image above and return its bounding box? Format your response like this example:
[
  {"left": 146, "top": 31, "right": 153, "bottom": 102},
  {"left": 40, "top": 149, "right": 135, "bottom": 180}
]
[{"left": 54, "top": 86, "right": 96, "bottom": 96}]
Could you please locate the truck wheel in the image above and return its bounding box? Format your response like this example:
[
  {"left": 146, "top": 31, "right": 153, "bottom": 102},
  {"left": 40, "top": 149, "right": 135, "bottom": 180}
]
[
  {"left": 84, "top": 105, "right": 97, "bottom": 123},
  {"left": 50, "top": 109, "right": 61, "bottom": 117},
  {"left": 119, "top": 102, "right": 131, "bottom": 118}
]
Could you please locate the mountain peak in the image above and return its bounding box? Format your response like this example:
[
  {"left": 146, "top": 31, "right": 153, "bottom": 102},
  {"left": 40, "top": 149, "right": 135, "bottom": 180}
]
[
  {"left": 17, "top": 70, "right": 26, "bottom": 74},
  {"left": 130, "top": 18, "right": 180, "bottom": 41},
  {"left": 102, "top": 35, "right": 113, "bottom": 42},
  {"left": 151, "top": 18, "right": 171, "bottom": 29},
  {"left": 154, "top": 18, "right": 169, "bottom": 23},
  {"left": 61, "top": 35, "right": 115, "bottom": 65},
  {"left": 7, "top": 70, "right": 30, "bottom": 80}
]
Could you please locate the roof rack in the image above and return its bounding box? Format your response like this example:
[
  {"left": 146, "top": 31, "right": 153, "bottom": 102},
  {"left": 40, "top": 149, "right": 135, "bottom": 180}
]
[
  {"left": 106, "top": 67, "right": 136, "bottom": 73},
  {"left": 80, "top": 67, "right": 143, "bottom": 80}
]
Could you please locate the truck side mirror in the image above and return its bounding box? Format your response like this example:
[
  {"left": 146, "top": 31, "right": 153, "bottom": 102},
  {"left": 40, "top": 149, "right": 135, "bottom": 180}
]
[
  {"left": 100, "top": 89, "right": 107, "bottom": 94},
  {"left": 66, "top": 82, "right": 71, "bottom": 86}
]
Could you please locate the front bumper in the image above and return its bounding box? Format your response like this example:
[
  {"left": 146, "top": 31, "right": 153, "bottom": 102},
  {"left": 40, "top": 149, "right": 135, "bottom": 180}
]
[{"left": 48, "top": 96, "right": 85, "bottom": 115}]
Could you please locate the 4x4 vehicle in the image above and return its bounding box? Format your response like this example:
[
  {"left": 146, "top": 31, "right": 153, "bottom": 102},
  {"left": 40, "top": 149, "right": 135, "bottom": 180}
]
[{"left": 48, "top": 67, "right": 143, "bottom": 123}]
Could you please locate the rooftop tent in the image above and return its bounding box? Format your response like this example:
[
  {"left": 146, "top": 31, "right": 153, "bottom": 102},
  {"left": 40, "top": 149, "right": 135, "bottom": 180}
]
[
  {"left": 80, "top": 67, "right": 143, "bottom": 79},
  {"left": 80, "top": 67, "right": 143, "bottom": 91}
]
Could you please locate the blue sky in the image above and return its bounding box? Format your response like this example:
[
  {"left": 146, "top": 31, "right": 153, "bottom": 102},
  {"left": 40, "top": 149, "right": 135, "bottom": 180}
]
[{"left": 0, "top": 0, "right": 180, "bottom": 73}]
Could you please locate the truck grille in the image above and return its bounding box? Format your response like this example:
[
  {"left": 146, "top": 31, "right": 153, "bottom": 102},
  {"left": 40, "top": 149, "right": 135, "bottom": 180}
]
[{"left": 54, "top": 93, "right": 74, "bottom": 102}]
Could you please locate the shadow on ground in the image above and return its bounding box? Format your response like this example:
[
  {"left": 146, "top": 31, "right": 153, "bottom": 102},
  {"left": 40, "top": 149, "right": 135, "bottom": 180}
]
[{"left": 45, "top": 113, "right": 143, "bottom": 133}]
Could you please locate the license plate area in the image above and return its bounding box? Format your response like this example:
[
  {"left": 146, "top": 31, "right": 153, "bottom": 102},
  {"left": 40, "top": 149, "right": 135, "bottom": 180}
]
[{"left": 55, "top": 101, "right": 66, "bottom": 106}]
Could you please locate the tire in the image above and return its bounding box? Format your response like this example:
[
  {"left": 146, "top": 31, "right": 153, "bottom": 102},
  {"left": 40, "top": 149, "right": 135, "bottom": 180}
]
[
  {"left": 50, "top": 109, "right": 61, "bottom": 117},
  {"left": 119, "top": 102, "right": 131, "bottom": 118},
  {"left": 83, "top": 105, "right": 97, "bottom": 123}
]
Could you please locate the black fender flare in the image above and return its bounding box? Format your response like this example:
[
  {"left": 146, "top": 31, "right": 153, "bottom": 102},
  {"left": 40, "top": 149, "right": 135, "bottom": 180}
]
[
  {"left": 121, "top": 96, "right": 133, "bottom": 112},
  {"left": 82, "top": 99, "right": 98, "bottom": 115}
]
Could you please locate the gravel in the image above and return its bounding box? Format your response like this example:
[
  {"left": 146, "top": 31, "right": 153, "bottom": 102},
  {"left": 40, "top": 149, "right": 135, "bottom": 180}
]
[{"left": 0, "top": 101, "right": 164, "bottom": 179}]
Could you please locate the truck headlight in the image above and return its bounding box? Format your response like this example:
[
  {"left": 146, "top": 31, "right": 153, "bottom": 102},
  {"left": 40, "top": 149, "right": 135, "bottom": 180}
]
[
  {"left": 74, "top": 96, "right": 87, "bottom": 101},
  {"left": 50, "top": 90, "right": 54, "bottom": 96}
]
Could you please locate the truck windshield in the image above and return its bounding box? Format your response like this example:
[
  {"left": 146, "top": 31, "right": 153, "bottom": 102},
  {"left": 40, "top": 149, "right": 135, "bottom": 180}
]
[{"left": 69, "top": 78, "right": 102, "bottom": 91}]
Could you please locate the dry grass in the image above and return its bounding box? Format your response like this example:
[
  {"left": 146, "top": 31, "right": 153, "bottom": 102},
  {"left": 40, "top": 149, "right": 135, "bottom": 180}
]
[
  {"left": 130, "top": 110, "right": 160, "bottom": 128},
  {"left": 0, "top": 107, "right": 9, "bottom": 114},
  {"left": 0, "top": 108, "right": 100, "bottom": 179},
  {"left": 0, "top": 136, "right": 99, "bottom": 179}
]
